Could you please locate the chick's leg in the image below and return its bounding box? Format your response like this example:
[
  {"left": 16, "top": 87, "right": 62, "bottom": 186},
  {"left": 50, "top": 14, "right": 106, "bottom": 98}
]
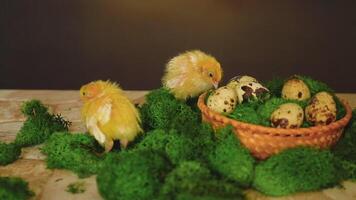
[
  {"left": 120, "top": 139, "right": 129, "bottom": 149},
  {"left": 104, "top": 139, "right": 114, "bottom": 153}
]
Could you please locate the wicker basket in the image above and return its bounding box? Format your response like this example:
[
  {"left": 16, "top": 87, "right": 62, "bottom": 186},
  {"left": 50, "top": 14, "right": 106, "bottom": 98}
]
[{"left": 198, "top": 93, "right": 353, "bottom": 160}]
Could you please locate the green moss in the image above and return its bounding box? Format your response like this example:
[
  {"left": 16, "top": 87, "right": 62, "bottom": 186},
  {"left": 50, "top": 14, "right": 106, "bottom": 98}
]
[
  {"left": 332, "top": 109, "right": 356, "bottom": 179},
  {"left": 41, "top": 132, "right": 104, "bottom": 178},
  {"left": 21, "top": 100, "right": 48, "bottom": 116},
  {"left": 175, "top": 193, "right": 242, "bottom": 200},
  {"left": 135, "top": 129, "right": 195, "bottom": 165},
  {"left": 97, "top": 150, "right": 172, "bottom": 200},
  {"left": 253, "top": 147, "right": 341, "bottom": 196},
  {"left": 186, "top": 96, "right": 201, "bottom": 114},
  {"left": 334, "top": 95, "right": 346, "bottom": 120},
  {"left": 208, "top": 126, "right": 255, "bottom": 187},
  {"left": 66, "top": 181, "right": 86, "bottom": 194},
  {"left": 133, "top": 122, "right": 217, "bottom": 165},
  {"left": 228, "top": 103, "right": 262, "bottom": 125},
  {"left": 264, "top": 77, "right": 285, "bottom": 97},
  {"left": 0, "top": 177, "right": 34, "bottom": 200},
  {"left": 204, "top": 89, "right": 215, "bottom": 104},
  {"left": 0, "top": 142, "right": 21, "bottom": 166},
  {"left": 189, "top": 123, "right": 217, "bottom": 161},
  {"left": 296, "top": 75, "right": 333, "bottom": 96},
  {"left": 301, "top": 120, "right": 313, "bottom": 128},
  {"left": 160, "top": 161, "right": 244, "bottom": 200},
  {"left": 138, "top": 88, "right": 218, "bottom": 162},
  {"left": 332, "top": 109, "right": 356, "bottom": 161},
  {"left": 139, "top": 88, "right": 200, "bottom": 133},
  {"left": 15, "top": 100, "right": 71, "bottom": 147},
  {"left": 0, "top": 100, "right": 71, "bottom": 166}
]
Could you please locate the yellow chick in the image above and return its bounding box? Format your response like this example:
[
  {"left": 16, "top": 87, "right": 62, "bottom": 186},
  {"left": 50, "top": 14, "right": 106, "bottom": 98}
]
[
  {"left": 162, "top": 50, "right": 223, "bottom": 100},
  {"left": 80, "top": 80, "right": 142, "bottom": 152}
]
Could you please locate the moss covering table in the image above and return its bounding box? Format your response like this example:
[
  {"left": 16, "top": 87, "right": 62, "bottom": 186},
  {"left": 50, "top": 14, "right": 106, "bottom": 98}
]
[{"left": 0, "top": 90, "right": 355, "bottom": 200}]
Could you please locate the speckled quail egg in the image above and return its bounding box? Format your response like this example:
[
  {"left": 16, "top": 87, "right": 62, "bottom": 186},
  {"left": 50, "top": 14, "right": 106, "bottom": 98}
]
[
  {"left": 234, "top": 81, "right": 269, "bottom": 103},
  {"left": 207, "top": 86, "right": 237, "bottom": 114},
  {"left": 227, "top": 75, "right": 258, "bottom": 89},
  {"left": 270, "top": 103, "right": 304, "bottom": 129},
  {"left": 305, "top": 92, "right": 337, "bottom": 126},
  {"left": 281, "top": 78, "right": 311, "bottom": 101}
]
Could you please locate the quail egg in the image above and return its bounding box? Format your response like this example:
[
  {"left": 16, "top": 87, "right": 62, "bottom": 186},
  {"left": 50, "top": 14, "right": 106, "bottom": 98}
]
[
  {"left": 305, "top": 92, "right": 337, "bottom": 126},
  {"left": 270, "top": 103, "right": 304, "bottom": 129},
  {"left": 281, "top": 78, "right": 311, "bottom": 101},
  {"left": 227, "top": 75, "right": 258, "bottom": 89},
  {"left": 207, "top": 86, "right": 237, "bottom": 114},
  {"left": 234, "top": 81, "right": 269, "bottom": 103}
]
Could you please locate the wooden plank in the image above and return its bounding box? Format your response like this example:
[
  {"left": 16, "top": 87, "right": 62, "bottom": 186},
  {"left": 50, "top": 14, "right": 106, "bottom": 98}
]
[
  {"left": 0, "top": 159, "right": 54, "bottom": 199},
  {"left": 39, "top": 171, "right": 102, "bottom": 200},
  {"left": 0, "top": 90, "right": 148, "bottom": 103}
]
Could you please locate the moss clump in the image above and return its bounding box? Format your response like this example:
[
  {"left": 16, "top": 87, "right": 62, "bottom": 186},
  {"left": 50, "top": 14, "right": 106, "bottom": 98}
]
[
  {"left": 253, "top": 147, "right": 341, "bottom": 196},
  {"left": 15, "top": 100, "right": 71, "bottom": 147},
  {"left": 335, "top": 95, "right": 347, "bottom": 120},
  {"left": 0, "top": 142, "right": 21, "bottom": 166},
  {"left": 228, "top": 103, "right": 262, "bottom": 125},
  {"left": 264, "top": 77, "right": 285, "bottom": 97},
  {"left": 160, "top": 161, "right": 244, "bottom": 200},
  {"left": 97, "top": 150, "right": 172, "bottom": 200},
  {"left": 41, "top": 132, "right": 104, "bottom": 178},
  {"left": 208, "top": 126, "right": 255, "bottom": 187},
  {"left": 332, "top": 109, "right": 356, "bottom": 179},
  {"left": 139, "top": 88, "right": 200, "bottom": 133},
  {"left": 0, "top": 177, "right": 34, "bottom": 200},
  {"left": 138, "top": 88, "right": 218, "bottom": 162},
  {"left": 175, "top": 193, "right": 241, "bottom": 200},
  {"left": 66, "top": 181, "right": 86, "bottom": 194},
  {"left": 296, "top": 75, "right": 333, "bottom": 96},
  {"left": 189, "top": 123, "right": 216, "bottom": 161},
  {"left": 135, "top": 129, "right": 194, "bottom": 165}
]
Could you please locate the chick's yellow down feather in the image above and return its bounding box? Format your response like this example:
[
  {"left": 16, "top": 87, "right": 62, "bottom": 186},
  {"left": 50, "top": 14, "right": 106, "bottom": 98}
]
[
  {"left": 162, "top": 50, "right": 223, "bottom": 100},
  {"left": 80, "top": 80, "right": 142, "bottom": 152}
]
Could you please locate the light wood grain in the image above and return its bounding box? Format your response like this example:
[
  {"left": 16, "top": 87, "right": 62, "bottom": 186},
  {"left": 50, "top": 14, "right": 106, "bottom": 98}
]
[{"left": 0, "top": 90, "right": 355, "bottom": 200}]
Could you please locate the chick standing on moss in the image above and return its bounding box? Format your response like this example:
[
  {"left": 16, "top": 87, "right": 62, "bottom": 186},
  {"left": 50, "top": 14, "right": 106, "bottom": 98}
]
[
  {"left": 80, "top": 80, "right": 142, "bottom": 152},
  {"left": 162, "top": 50, "right": 223, "bottom": 100}
]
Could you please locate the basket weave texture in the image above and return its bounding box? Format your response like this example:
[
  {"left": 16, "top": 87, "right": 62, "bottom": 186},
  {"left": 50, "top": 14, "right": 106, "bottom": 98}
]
[{"left": 198, "top": 93, "right": 352, "bottom": 160}]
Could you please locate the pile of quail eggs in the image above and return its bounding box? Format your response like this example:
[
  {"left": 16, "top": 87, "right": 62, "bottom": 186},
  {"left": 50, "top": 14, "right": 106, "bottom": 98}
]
[
  {"left": 207, "top": 75, "right": 338, "bottom": 129},
  {"left": 207, "top": 75, "right": 269, "bottom": 114}
]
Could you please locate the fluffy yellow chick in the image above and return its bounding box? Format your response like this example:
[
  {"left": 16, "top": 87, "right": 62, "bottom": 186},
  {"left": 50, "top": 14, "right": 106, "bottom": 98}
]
[
  {"left": 162, "top": 50, "right": 223, "bottom": 100},
  {"left": 80, "top": 80, "right": 142, "bottom": 152}
]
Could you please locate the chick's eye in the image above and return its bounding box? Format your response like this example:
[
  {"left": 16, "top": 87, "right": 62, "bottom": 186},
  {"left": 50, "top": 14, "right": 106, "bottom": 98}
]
[
  {"left": 209, "top": 73, "right": 213, "bottom": 78},
  {"left": 82, "top": 92, "right": 86, "bottom": 96}
]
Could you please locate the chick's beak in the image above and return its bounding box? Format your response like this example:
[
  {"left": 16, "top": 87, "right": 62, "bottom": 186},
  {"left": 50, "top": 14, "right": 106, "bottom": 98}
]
[{"left": 213, "top": 81, "right": 219, "bottom": 89}]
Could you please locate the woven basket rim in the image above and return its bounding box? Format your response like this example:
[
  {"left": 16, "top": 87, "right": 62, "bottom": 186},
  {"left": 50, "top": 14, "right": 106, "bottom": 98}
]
[{"left": 198, "top": 92, "right": 353, "bottom": 136}]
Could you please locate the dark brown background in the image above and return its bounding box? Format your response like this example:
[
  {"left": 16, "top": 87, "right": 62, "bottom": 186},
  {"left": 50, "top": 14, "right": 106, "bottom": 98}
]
[{"left": 1, "top": 0, "right": 356, "bottom": 91}]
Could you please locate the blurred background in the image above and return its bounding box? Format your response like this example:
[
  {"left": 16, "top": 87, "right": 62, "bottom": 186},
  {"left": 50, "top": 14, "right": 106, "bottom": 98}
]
[{"left": 1, "top": 0, "right": 355, "bottom": 91}]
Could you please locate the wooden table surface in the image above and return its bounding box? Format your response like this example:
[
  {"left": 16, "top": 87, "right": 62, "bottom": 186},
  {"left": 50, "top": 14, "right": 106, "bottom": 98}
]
[{"left": 0, "top": 90, "right": 355, "bottom": 200}]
